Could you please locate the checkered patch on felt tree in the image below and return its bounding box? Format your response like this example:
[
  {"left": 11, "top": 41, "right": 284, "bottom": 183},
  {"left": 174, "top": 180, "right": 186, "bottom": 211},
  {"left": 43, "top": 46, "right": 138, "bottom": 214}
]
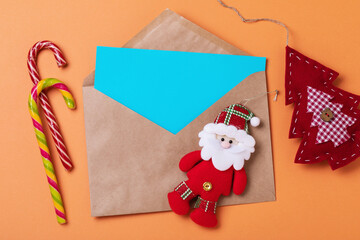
[{"left": 285, "top": 46, "right": 360, "bottom": 170}]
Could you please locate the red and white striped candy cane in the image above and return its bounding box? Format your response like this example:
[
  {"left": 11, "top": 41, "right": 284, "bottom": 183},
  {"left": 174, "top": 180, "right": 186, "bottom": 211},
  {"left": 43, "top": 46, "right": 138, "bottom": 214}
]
[{"left": 27, "top": 40, "right": 73, "bottom": 170}]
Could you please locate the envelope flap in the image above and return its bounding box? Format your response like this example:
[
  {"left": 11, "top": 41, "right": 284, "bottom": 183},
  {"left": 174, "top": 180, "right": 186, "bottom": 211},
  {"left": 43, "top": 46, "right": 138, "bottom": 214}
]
[
  {"left": 124, "top": 9, "right": 249, "bottom": 56},
  {"left": 83, "top": 71, "right": 95, "bottom": 87}
]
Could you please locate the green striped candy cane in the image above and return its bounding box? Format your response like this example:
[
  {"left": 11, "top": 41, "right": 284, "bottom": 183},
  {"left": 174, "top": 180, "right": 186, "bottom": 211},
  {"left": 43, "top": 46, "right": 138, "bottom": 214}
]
[{"left": 28, "top": 78, "right": 75, "bottom": 224}]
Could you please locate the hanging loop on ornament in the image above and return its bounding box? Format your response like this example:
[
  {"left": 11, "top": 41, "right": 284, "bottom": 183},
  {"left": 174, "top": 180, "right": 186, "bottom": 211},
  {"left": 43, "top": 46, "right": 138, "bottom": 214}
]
[
  {"left": 240, "top": 90, "right": 279, "bottom": 106},
  {"left": 217, "top": 0, "right": 290, "bottom": 45}
]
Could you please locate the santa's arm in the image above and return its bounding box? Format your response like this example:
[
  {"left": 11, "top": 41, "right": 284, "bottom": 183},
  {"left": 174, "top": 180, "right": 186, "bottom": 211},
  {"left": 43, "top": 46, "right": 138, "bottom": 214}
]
[
  {"left": 179, "top": 150, "right": 202, "bottom": 172},
  {"left": 233, "top": 168, "right": 247, "bottom": 195}
]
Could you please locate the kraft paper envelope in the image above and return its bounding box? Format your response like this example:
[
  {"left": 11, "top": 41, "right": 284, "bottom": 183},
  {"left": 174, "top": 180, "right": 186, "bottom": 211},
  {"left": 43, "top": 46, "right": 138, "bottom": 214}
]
[{"left": 83, "top": 9, "right": 275, "bottom": 217}]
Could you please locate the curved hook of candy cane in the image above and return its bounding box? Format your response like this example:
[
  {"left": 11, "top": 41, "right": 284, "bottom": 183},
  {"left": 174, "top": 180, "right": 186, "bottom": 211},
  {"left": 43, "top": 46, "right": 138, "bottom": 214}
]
[
  {"left": 27, "top": 40, "right": 67, "bottom": 84},
  {"left": 30, "top": 78, "right": 75, "bottom": 109},
  {"left": 28, "top": 78, "right": 75, "bottom": 224}
]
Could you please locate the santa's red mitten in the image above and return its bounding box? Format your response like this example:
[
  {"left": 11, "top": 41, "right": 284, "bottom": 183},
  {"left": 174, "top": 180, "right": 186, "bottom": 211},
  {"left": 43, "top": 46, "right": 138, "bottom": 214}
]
[
  {"left": 233, "top": 168, "right": 247, "bottom": 195},
  {"left": 179, "top": 151, "right": 202, "bottom": 172}
]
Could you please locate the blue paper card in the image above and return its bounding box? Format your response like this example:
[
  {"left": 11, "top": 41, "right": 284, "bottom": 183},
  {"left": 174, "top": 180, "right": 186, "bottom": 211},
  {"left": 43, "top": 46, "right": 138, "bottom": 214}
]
[{"left": 94, "top": 47, "right": 266, "bottom": 134}]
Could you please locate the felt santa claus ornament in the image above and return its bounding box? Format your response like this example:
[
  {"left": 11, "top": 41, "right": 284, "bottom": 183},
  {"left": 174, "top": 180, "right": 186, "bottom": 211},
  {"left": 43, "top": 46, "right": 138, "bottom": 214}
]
[{"left": 168, "top": 104, "right": 260, "bottom": 228}]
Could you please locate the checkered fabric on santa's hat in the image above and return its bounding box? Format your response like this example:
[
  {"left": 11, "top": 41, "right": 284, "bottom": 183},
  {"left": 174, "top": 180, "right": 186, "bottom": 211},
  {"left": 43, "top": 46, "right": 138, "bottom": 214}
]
[{"left": 213, "top": 104, "right": 260, "bottom": 134}]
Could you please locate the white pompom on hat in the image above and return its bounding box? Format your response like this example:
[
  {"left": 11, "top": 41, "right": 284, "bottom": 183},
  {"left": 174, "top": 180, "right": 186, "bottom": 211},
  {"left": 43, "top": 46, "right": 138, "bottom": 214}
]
[{"left": 250, "top": 116, "right": 260, "bottom": 127}]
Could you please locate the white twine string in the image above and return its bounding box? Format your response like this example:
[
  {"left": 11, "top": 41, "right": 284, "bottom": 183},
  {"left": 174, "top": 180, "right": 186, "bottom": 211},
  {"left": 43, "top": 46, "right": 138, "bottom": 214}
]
[
  {"left": 241, "top": 90, "right": 279, "bottom": 106},
  {"left": 217, "top": 0, "right": 290, "bottom": 45}
]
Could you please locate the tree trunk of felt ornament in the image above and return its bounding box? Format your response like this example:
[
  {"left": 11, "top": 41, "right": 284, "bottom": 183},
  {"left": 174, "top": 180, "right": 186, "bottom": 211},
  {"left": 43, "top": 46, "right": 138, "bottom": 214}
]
[{"left": 217, "top": 0, "right": 360, "bottom": 170}]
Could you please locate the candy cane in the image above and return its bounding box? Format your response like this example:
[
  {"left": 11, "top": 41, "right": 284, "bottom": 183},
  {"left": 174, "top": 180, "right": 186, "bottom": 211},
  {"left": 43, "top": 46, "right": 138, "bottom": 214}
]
[
  {"left": 28, "top": 78, "right": 75, "bottom": 224},
  {"left": 27, "top": 40, "right": 73, "bottom": 170}
]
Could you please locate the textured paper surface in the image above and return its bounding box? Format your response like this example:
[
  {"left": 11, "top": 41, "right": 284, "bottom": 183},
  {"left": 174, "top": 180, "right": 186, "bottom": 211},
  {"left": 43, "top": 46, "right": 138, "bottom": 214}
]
[{"left": 83, "top": 9, "right": 275, "bottom": 217}]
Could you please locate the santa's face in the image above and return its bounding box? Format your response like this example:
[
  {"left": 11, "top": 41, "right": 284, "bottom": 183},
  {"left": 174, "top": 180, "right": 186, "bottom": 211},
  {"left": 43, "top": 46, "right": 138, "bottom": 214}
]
[
  {"left": 199, "top": 127, "right": 255, "bottom": 171},
  {"left": 216, "top": 134, "right": 238, "bottom": 149}
]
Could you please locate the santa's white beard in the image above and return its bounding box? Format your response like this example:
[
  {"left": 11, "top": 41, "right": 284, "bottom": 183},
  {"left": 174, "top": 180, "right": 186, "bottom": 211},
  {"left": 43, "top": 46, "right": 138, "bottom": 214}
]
[{"left": 199, "top": 131, "right": 255, "bottom": 171}]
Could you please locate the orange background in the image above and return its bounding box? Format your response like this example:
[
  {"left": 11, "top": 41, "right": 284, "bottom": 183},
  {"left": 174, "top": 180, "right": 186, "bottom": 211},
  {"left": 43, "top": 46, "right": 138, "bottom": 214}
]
[{"left": 1, "top": 0, "right": 360, "bottom": 239}]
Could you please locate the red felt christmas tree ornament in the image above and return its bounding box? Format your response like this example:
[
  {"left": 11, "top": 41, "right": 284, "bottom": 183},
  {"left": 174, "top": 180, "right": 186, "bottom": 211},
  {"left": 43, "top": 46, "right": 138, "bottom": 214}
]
[{"left": 285, "top": 47, "right": 360, "bottom": 170}]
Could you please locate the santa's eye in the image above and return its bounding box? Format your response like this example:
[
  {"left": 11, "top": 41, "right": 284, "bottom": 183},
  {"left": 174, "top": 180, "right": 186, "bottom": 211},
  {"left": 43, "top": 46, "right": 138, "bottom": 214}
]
[
  {"left": 229, "top": 140, "right": 233, "bottom": 144},
  {"left": 221, "top": 138, "right": 225, "bottom": 141}
]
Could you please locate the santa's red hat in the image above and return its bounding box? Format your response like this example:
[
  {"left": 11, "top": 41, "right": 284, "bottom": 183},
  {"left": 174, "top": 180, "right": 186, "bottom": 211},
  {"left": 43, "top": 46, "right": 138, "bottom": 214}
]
[
  {"left": 201, "top": 104, "right": 259, "bottom": 143},
  {"left": 215, "top": 104, "right": 259, "bottom": 133}
]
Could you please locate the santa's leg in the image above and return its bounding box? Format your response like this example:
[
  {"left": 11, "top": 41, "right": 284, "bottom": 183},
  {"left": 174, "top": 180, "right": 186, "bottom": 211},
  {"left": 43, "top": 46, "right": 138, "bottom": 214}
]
[
  {"left": 190, "top": 196, "right": 218, "bottom": 228},
  {"left": 168, "top": 181, "right": 197, "bottom": 215}
]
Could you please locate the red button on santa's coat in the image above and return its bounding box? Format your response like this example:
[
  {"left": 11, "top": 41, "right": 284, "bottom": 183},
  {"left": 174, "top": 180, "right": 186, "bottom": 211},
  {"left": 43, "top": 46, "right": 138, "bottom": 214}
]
[{"left": 168, "top": 104, "right": 259, "bottom": 228}]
